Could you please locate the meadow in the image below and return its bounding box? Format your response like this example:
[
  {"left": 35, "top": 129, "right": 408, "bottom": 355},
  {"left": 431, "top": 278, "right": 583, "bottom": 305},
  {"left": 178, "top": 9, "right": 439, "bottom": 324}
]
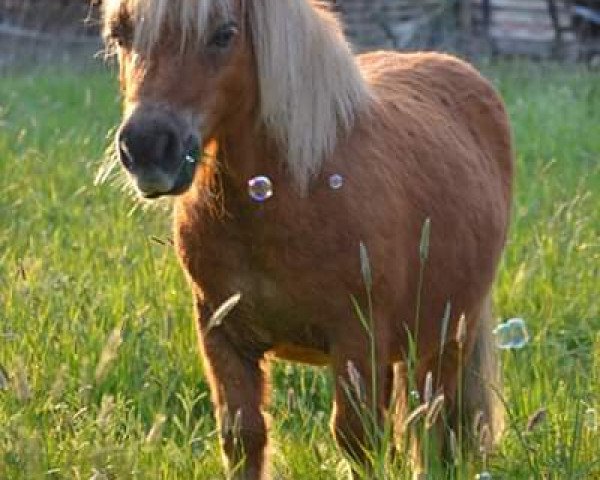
[{"left": 0, "top": 61, "right": 599, "bottom": 479}]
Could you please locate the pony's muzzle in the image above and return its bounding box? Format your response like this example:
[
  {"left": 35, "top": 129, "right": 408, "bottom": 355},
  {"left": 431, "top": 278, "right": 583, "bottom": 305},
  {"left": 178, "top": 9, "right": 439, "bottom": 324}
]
[{"left": 116, "top": 104, "right": 199, "bottom": 198}]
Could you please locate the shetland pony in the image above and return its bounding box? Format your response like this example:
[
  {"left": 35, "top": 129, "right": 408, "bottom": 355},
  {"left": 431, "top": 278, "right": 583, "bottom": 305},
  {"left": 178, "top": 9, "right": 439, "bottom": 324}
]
[{"left": 101, "top": 0, "right": 513, "bottom": 478}]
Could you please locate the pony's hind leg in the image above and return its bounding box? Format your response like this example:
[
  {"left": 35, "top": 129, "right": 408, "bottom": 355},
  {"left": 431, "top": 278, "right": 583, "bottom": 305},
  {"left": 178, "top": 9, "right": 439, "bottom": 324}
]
[
  {"left": 198, "top": 328, "right": 270, "bottom": 480},
  {"left": 409, "top": 299, "right": 503, "bottom": 468},
  {"left": 330, "top": 339, "right": 394, "bottom": 478}
]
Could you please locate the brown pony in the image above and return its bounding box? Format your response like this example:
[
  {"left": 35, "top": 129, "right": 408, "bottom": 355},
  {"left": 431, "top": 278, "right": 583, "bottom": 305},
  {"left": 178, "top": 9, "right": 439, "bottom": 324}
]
[{"left": 101, "top": 0, "right": 513, "bottom": 477}]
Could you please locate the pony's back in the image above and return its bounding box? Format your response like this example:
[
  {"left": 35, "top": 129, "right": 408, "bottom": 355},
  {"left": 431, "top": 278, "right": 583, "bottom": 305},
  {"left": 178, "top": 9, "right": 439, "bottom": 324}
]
[{"left": 358, "top": 51, "right": 512, "bottom": 196}]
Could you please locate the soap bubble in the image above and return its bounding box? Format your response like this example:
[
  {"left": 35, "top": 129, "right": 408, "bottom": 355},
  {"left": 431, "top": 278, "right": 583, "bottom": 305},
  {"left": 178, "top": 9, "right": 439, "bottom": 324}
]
[
  {"left": 493, "top": 317, "right": 529, "bottom": 350},
  {"left": 248, "top": 176, "right": 273, "bottom": 202},
  {"left": 328, "top": 174, "right": 344, "bottom": 190}
]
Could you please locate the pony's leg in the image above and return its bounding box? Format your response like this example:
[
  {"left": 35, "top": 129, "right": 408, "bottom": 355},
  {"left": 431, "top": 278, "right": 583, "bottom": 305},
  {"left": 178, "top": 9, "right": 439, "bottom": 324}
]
[
  {"left": 413, "top": 337, "right": 476, "bottom": 466},
  {"left": 417, "top": 298, "right": 503, "bottom": 456},
  {"left": 403, "top": 353, "right": 456, "bottom": 472},
  {"left": 199, "top": 329, "right": 269, "bottom": 480},
  {"left": 330, "top": 341, "right": 394, "bottom": 478}
]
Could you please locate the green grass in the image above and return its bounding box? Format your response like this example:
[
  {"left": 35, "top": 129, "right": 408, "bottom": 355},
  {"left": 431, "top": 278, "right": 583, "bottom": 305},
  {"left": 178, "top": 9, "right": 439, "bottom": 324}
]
[{"left": 0, "top": 61, "right": 599, "bottom": 479}]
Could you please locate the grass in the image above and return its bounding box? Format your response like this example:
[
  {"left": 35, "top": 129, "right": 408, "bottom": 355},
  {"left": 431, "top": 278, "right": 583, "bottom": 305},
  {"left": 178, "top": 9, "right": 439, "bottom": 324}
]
[{"left": 0, "top": 61, "right": 599, "bottom": 479}]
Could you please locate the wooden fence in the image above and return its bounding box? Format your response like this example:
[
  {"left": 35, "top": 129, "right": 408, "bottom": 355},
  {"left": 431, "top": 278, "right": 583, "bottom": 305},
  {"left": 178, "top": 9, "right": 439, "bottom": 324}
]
[
  {"left": 472, "top": 0, "right": 576, "bottom": 56},
  {"left": 0, "top": 0, "right": 595, "bottom": 60},
  {"left": 337, "top": 0, "right": 582, "bottom": 57},
  {"left": 335, "top": 0, "right": 454, "bottom": 49}
]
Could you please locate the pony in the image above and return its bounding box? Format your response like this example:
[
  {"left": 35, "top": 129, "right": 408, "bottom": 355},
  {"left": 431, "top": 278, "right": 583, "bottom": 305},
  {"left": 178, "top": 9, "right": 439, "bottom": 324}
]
[{"left": 101, "top": 0, "right": 513, "bottom": 477}]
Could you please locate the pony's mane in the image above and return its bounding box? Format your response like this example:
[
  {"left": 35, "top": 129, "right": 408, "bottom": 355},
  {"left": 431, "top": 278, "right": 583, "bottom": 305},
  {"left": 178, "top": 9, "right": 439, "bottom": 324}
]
[
  {"left": 249, "top": 1, "right": 371, "bottom": 191},
  {"left": 103, "top": 0, "right": 371, "bottom": 192}
]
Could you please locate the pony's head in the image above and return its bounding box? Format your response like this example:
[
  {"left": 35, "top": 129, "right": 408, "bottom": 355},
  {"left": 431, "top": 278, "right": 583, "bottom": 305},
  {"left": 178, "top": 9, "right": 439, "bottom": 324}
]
[
  {"left": 102, "top": 0, "right": 368, "bottom": 198},
  {"left": 103, "top": 0, "right": 251, "bottom": 198}
]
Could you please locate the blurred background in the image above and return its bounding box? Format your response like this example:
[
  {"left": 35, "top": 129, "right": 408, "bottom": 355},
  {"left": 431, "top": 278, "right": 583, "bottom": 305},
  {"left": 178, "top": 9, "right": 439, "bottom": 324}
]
[
  {"left": 0, "top": 2, "right": 598, "bottom": 479},
  {"left": 1, "top": 0, "right": 600, "bottom": 69}
]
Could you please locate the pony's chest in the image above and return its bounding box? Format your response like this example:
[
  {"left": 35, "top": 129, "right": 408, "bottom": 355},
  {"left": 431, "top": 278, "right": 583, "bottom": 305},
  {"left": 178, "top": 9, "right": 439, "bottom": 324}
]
[
  {"left": 175, "top": 205, "right": 299, "bottom": 302},
  {"left": 176, "top": 211, "right": 337, "bottom": 359},
  {"left": 175, "top": 196, "right": 357, "bottom": 313}
]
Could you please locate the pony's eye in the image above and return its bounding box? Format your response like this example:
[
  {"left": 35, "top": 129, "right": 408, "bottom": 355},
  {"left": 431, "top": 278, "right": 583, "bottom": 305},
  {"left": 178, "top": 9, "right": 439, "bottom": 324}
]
[
  {"left": 111, "top": 33, "right": 129, "bottom": 48},
  {"left": 106, "top": 18, "right": 133, "bottom": 49},
  {"left": 209, "top": 22, "right": 239, "bottom": 48}
]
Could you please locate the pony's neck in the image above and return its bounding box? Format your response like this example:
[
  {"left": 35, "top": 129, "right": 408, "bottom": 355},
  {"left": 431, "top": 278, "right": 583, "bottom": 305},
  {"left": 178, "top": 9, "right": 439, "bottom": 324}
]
[{"left": 217, "top": 119, "right": 279, "bottom": 193}]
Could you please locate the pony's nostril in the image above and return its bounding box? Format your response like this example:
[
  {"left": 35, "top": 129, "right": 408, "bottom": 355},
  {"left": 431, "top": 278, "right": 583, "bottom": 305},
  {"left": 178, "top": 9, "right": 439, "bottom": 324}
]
[
  {"left": 118, "top": 138, "right": 135, "bottom": 170},
  {"left": 116, "top": 126, "right": 136, "bottom": 170},
  {"left": 155, "top": 129, "right": 181, "bottom": 163}
]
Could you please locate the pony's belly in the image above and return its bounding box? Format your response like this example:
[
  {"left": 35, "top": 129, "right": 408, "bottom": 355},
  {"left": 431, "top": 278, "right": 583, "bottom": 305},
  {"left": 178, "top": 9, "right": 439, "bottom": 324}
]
[
  {"left": 270, "top": 343, "right": 330, "bottom": 366},
  {"left": 253, "top": 291, "right": 334, "bottom": 362}
]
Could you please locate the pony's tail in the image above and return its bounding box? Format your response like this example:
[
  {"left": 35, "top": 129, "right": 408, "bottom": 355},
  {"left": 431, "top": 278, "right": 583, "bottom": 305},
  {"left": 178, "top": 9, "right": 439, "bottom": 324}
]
[{"left": 462, "top": 294, "right": 504, "bottom": 444}]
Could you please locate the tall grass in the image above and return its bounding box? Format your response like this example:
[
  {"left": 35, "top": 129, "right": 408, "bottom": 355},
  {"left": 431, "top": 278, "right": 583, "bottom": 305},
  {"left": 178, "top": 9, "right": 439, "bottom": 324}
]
[{"left": 0, "top": 62, "right": 599, "bottom": 479}]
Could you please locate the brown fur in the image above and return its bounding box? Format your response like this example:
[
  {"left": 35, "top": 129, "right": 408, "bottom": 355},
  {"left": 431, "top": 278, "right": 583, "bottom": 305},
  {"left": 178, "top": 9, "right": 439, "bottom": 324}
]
[{"left": 103, "top": 1, "right": 512, "bottom": 478}]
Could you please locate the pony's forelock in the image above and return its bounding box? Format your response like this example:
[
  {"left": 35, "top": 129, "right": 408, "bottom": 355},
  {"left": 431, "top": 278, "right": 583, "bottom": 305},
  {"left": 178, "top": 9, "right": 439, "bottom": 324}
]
[{"left": 102, "top": 0, "right": 231, "bottom": 53}]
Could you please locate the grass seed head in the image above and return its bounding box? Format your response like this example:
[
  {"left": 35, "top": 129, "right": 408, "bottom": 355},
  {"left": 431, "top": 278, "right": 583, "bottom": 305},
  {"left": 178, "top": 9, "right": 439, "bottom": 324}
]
[
  {"left": 473, "top": 409, "right": 485, "bottom": 437},
  {"left": 425, "top": 393, "right": 445, "bottom": 429},
  {"left": 526, "top": 407, "right": 548, "bottom": 433},
  {"left": 206, "top": 292, "right": 242, "bottom": 333},
  {"left": 286, "top": 387, "right": 296, "bottom": 412},
  {"left": 475, "top": 471, "right": 493, "bottom": 480},
  {"left": 419, "top": 217, "right": 431, "bottom": 263},
  {"left": 49, "top": 364, "right": 68, "bottom": 403},
  {"left": 448, "top": 428, "right": 458, "bottom": 465},
  {"left": 13, "top": 357, "right": 32, "bottom": 402},
  {"left": 439, "top": 301, "right": 452, "bottom": 352},
  {"left": 359, "top": 241, "right": 373, "bottom": 292},
  {"left": 96, "top": 395, "right": 115, "bottom": 431},
  {"left": 90, "top": 468, "right": 109, "bottom": 480},
  {"left": 145, "top": 413, "right": 167, "bottom": 444},
  {"left": 456, "top": 313, "right": 467, "bottom": 347},
  {"left": 402, "top": 403, "right": 429, "bottom": 431},
  {"left": 95, "top": 326, "right": 123, "bottom": 383},
  {"left": 312, "top": 442, "right": 324, "bottom": 464},
  {"left": 221, "top": 407, "right": 243, "bottom": 441},
  {"left": 479, "top": 423, "right": 493, "bottom": 456},
  {"left": 0, "top": 363, "right": 9, "bottom": 391},
  {"left": 584, "top": 407, "right": 598, "bottom": 432},
  {"left": 346, "top": 360, "right": 366, "bottom": 403},
  {"left": 413, "top": 470, "right": 428, "bottom": 480},
  {"left": 423, "top": 371, "right": 433, "bottom": 405}
]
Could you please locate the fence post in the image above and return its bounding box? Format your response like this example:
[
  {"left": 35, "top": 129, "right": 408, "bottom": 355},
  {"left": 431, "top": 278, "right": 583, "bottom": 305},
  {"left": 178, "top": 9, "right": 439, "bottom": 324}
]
[
  {"left": 459, "top": 0, "right": 473, "bottom": 54},
  {"left": 482, "top": 0, "right": 491, "bottom": 36},
  {"left": 459, "top": 0, "right": 473, "bottom": 36}
]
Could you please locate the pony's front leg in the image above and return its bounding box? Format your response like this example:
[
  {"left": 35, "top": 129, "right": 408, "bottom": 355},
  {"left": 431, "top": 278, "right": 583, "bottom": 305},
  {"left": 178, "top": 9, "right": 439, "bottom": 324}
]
[{"left": 198, "top": 327, "right": 269, "bottom": 480}]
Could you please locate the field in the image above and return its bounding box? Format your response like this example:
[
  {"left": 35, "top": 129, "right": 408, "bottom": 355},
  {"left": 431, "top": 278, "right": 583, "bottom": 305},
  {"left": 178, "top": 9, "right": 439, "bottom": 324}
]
[{"left": 0, "top": 61, "right": 599, "bottom": 479}]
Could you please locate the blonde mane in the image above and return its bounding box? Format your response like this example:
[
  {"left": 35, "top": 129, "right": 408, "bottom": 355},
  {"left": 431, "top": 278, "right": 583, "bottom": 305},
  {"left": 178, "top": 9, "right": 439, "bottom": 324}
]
[
  {"left": 249, "top": 1, "right": 371, "bottom": 191},
  {"left": 103, "top": 0, "right": 371, "bottom": 191}
]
